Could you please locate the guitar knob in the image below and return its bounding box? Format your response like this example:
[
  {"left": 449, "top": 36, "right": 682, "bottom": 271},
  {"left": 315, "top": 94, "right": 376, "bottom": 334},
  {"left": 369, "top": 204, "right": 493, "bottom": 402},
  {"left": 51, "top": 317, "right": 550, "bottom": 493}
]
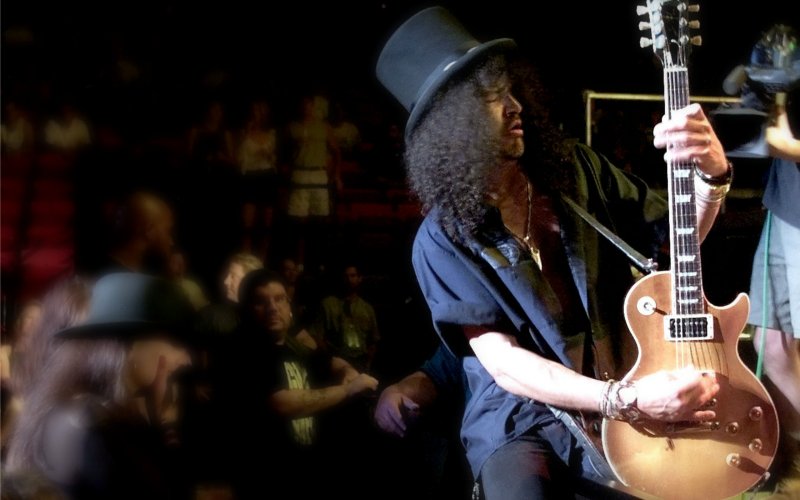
[
  {"left": 749, "top": 439, "right": 763, "bottom": 453},
  {"left": 726, "top": 453, "right": 741, "bottom": 468},
  {"left": 749, "top": 407, "right": 763, "bottom": 421},
  {"left": 637, "top": 296, "right": 656, "bottom": 315}
]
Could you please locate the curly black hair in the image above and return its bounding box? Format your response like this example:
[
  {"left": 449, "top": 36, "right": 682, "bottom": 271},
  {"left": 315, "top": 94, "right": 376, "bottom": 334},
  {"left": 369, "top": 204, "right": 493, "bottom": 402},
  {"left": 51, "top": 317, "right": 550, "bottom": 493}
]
[{"left": 404, "top": 53, "right": 574, "bottom": 242}]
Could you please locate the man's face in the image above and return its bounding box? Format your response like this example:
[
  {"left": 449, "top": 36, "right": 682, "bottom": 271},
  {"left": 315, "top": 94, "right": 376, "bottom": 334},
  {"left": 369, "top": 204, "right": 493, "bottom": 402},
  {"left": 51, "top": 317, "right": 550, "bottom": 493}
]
[
  {"left": 280, "top": 259, "right": 299, "bottom": 284},
  {"left": 483, "top": 73, "right": 524, "bottom": 159},
  {"left": 344, "top": 266, "right": 361, "bottom": 293},
  {"left": 250, "top": 283, "right": 292, "bottom": 341},
  {"left": 223, "top": 263, "right": 246, "bottom": 303}
]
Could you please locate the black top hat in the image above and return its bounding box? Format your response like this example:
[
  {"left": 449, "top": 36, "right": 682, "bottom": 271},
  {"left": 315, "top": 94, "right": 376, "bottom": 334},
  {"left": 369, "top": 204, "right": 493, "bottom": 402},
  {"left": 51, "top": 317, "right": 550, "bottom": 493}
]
[
  {"left": 376, "top": 6, "right": 516, "bottom": 140},
  {"left": 56, "top": 272, "right": 194, "bottom": 344}
]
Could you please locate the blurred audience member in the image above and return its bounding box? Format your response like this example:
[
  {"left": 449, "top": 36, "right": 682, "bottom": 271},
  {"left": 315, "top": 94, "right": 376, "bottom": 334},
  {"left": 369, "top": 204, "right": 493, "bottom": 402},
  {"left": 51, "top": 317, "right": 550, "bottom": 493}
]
[
  {"left": 1, "top": 100, "right": 36, "bottom": 153},
  {"left": 4, "top": 272, "right": 195, "bottom": 500},
  {"left": 222, "top": 252, "right": 264, "bottom": 305},
  {"left": 167, "top": 249, "right": 209, "bottom": 311},
  {"left": 93, "top": 190, "right": 177, "bottom": 277},
  {"left": 329, "top": 100, "right": 362, "bottom": 166},
  {"left": 312, "top": 263, "right": 380, "bottom": 371},
  {"left": 43, "top": 102, "right": 91, "bottom": 152},
  {"left": 1, "top": 299, "right": 43, "bottom": 454},
  {"left": 286, "top": 94, "right": 341, "bottom": 268},
  {"left": 188, "top": 100, "right": 235, "bottom": 176},
  {"left": 3, "top": 277, "right": 91, "bottom": 447},
  {"left": 237, "top": 99, "right": 280, "bottom": 258}
]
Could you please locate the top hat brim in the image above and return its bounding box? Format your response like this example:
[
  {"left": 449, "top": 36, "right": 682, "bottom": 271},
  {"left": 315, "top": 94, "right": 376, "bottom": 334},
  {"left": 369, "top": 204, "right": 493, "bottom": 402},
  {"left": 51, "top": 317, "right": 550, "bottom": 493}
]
[
  {"left": 404, "top": 38, "right": 517, "bottom": 140},
  {"left": 56, "top": 320, "right": 191, "bottom": 344}
]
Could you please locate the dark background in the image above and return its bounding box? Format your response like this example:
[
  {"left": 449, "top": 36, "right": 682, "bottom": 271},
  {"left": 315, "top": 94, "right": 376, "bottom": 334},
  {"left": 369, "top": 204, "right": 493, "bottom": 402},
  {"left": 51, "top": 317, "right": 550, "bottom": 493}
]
[
  {"left": 3, "top": 0, "right": 798, "bottom": 136},
  {"left": 1, "top": 1, "right": 797, "bottom": 306}
]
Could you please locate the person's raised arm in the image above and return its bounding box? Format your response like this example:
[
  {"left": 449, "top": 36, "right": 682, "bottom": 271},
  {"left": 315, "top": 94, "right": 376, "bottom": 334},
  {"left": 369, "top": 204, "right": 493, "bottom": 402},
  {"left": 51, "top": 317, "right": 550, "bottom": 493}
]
[{"left": 766, "top": 104, "right": 800, "bottom": 161}]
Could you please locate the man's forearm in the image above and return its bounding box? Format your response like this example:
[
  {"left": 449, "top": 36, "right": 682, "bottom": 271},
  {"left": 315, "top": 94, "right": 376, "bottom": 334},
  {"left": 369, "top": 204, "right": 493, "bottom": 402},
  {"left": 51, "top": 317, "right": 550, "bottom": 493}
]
[
  {"left": 467, "top": 329, "right": 605, "bottom": 412},
  {"left": 271, "top": 385, "right": 348, "bottom": 418}
]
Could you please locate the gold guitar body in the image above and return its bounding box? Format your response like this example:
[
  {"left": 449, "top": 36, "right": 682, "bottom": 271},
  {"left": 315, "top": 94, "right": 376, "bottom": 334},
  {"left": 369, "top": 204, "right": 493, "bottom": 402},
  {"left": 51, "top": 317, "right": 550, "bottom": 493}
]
[{"left": 602, "top": 271, "right": 779, "bottom": 500}]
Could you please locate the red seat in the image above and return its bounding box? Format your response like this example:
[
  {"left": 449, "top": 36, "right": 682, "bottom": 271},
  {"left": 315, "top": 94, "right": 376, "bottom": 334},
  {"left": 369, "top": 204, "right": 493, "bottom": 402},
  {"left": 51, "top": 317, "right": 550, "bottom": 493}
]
[
  {"left": 396, "top": 201, "right": 423, "bottom": 221},
  {"left": 21, "top": 246, "right": 75, "bottom": 289},
  {"left": 36, "top": 152, "right": 74, "bottom": 173},
  {"left": 387, "top": 188, "right": 411, "bottom": 203},
  {"left": 1, "top": 249, "right": 18, "bottom": 273},
  {"left": 1, "top": 177, "right": 28, "bottom": 200},
  {"left": 26, "top": 223, "right": 74, "bottom": 245},
  {"left": 2, "top": 223, "right": 19, "bottom": 246},
  {"left": 348, "top": 202, "right": 395, "bottom": 223},
  {"left": 33, "top": 178, "right": 74, "bottom": 198},
  {"left": 1, "top": 154, "right": 34, "bottom": 176},
  {"left": 29, "top": 199, "right": 76, "bottom": 224},
  {"left": 1, "top": 199, "right": 24, "bottom": 225}
]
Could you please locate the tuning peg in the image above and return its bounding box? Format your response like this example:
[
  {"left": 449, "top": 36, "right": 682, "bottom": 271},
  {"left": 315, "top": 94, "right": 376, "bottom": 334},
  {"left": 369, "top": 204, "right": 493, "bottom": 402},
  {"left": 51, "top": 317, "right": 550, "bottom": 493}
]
[
  {"left": 691, "top": 35, "right": 702, "bottom": 46},
  {"left": 636, "top": 5, "right": 649, "bottom": 15},
  {"left": 688, "top": 20, "right": 700, "bottom": 29},
  {"left": 655, "top": 35, "right": 667, "bottom": 49},
  {"left": 640, "top": 37, "right": 654, "bottom": 48},
  {"left": 639, "top": 21, "right": 651, "bottom": 31},
  {"left": 688, "top": 4, "right": 700, "bottom": 12}
]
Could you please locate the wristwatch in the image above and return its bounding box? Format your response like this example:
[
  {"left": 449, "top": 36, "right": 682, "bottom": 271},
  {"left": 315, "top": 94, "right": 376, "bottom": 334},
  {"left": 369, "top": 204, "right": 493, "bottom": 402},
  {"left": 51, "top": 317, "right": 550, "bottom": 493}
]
[{"left": 695, "top": 161, "right": 733, "bottom": 186}]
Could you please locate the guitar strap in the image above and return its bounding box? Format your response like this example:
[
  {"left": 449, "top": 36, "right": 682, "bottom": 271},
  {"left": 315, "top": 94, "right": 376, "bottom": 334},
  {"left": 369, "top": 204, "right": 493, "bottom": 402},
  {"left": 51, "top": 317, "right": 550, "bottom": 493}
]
[
  {"left": 561, "top": 195, "right": 658, "bottom": 276},
  {"left": 547, "top": 195, "right": 657, "bottom": 482},
  {"left": 546, "top": 404, "right": 617, "bottom": 480}
]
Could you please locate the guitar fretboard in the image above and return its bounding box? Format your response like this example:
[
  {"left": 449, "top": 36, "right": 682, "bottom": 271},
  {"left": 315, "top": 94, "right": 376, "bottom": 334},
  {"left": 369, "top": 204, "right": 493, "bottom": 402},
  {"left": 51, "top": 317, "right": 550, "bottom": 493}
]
[{"left": 664, "top": 66, "right": 704, "bottom": 316}]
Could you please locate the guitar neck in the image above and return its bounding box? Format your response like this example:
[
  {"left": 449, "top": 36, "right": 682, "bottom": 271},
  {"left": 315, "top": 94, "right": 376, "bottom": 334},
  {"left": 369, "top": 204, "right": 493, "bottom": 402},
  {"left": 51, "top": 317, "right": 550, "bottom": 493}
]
[{"left": 664, "top": 66, "right": 704, "bottom": 316}]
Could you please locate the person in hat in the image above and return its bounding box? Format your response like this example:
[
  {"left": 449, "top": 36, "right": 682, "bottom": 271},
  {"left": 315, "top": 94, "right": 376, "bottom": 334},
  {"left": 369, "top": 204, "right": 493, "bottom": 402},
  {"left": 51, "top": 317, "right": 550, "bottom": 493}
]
[
  {"left": 727, "top": 23, "right": 800, "bottom": 498},
  {"left": 376, "top": 6, "right": 732, "bottom": 499},
  {"left": 4, "top": 272, "right": 195, "bottom": 500}
]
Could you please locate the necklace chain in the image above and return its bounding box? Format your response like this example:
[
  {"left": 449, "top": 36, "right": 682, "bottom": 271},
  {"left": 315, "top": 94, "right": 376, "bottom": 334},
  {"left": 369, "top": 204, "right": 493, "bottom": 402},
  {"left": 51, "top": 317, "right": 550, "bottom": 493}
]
[{"left": 505, "top": 177, "right": 542, "bottom": 269}]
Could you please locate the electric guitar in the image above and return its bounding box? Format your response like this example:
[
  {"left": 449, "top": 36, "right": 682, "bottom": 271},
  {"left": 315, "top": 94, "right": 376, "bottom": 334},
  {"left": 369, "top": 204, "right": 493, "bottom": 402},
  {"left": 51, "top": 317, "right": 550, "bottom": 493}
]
[{"left": 601, "top": 2, "right": 780, "bottom": 499}]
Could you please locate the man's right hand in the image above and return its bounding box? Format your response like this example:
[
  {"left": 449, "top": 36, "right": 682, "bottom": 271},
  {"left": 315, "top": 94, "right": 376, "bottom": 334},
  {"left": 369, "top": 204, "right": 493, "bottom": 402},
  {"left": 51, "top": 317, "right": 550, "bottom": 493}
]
[
  {"left": 632, "top": 365, "right": 720, "bottom": 422},
  {"left": 374, "top": 386, "right": 421, "bottom": 437}
]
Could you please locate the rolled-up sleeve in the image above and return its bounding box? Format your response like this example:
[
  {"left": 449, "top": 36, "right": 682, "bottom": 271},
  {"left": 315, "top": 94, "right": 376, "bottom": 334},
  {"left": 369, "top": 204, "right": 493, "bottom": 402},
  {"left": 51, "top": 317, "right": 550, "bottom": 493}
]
[{"left": 412, "top": 219, "right": 508, "bottom": 356}]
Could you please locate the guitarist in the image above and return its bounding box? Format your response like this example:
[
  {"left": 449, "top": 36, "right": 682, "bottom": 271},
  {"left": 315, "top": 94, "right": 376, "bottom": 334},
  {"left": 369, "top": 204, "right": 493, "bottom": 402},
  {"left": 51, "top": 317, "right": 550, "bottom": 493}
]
[{"left": 375, "top": 7, "right": 733, "bottom": 499}]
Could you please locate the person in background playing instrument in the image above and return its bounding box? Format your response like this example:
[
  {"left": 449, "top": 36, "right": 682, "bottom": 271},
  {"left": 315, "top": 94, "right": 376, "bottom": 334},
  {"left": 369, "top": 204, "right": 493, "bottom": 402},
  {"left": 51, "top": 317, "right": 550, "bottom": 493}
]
[{"left": 375, "top": 7, "right": 732, "bottom": 499}]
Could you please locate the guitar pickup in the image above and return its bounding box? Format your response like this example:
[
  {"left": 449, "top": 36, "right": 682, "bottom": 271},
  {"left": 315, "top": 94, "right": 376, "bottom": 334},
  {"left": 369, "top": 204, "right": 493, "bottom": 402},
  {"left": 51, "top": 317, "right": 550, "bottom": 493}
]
[
  {"left": 664, "top": 314, "right": 714, "bottom": 341},
  {"left": 665, "top": 420, "right": 720, "bottom": 434}
]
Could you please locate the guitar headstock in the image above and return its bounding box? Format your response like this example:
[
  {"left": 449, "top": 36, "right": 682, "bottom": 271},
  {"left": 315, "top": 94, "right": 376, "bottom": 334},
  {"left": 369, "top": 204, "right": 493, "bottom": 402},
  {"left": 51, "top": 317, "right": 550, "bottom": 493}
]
[{"left": 637, "top": 0, "right": 702, "bottom": 68}]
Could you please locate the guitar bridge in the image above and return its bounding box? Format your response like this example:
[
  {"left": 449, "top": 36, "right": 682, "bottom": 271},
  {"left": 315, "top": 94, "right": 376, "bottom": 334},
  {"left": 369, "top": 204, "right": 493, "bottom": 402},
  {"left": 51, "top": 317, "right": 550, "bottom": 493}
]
[{"left": 664, "top": 314, "right": 714, "bottom": 340}]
